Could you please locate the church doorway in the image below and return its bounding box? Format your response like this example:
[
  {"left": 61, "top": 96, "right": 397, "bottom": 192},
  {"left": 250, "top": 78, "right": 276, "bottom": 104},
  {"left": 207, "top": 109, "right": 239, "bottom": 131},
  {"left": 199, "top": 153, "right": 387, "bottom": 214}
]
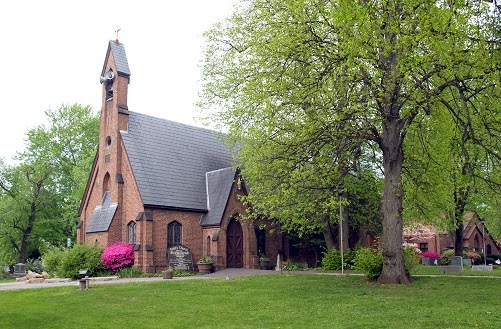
[{"left": 226, "top": 218, "right": 243, "bottom": 268}]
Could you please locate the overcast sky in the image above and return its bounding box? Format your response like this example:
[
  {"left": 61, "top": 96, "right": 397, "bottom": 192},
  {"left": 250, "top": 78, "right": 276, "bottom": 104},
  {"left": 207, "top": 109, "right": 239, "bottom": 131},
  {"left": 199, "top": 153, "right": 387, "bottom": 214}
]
[{"left": 0, "top": 0, "right": 235, "bottom": 164}]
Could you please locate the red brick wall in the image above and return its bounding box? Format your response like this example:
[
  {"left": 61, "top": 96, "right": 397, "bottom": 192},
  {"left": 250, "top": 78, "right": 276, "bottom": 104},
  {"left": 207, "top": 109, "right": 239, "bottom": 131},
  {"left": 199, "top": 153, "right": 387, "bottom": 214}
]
[{"left": 141, "top": 208, "right": 204, "bottom": 272}]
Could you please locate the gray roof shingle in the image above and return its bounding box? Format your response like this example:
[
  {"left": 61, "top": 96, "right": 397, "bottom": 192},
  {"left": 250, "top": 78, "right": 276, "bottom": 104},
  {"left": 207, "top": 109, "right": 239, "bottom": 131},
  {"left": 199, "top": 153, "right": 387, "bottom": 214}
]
[
  {"left": 86, "top": 192, "right": 118, "bottom": 233},
  {"left": 121, "top": 112, "right": 234, "bottom": 211},
  {"left": 201, "top": 168, "right": 236, "bottom": 226}
]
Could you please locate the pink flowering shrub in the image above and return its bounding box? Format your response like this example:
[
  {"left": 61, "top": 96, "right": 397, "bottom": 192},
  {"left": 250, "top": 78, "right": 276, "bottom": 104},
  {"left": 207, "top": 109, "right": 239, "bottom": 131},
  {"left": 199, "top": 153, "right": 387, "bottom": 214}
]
[
  {"left": 420, "top": 252, "right": 440, "bottom": 259},
  {"left": 466, "top": 251, "right": 482, "bottom": 264},
  {"left": 102, "top": 243, "right": 135, "bottom": 272}
]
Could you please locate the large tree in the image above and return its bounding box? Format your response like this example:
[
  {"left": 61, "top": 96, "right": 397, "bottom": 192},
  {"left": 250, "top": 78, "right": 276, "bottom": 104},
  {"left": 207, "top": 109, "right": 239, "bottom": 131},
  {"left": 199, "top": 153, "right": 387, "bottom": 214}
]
[
  {"left": 0, "top": 104, "right": 98, "bottom": 264},
  {"left": 200, "top": 0, "right": 501, "bottom": 283}
]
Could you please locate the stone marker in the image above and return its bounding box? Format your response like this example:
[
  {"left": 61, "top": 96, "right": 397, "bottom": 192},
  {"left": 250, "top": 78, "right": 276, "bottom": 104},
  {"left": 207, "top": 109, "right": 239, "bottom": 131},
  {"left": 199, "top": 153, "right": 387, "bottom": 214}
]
[
  {"left": 12, "top": 263, "right": 26, "bottom": 278},
  {"left": 450, "top": 256, "right": 463, "bottom": 269},
  {"left": 472, "top": 265, "right": 493, "bottom": 272}
]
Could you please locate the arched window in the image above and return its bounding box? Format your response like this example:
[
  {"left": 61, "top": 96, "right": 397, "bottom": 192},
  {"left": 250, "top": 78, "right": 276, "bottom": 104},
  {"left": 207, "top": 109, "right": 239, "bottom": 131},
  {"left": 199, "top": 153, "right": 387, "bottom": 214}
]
[
  {"left": 103, "top": 172, "right": 111, "bottom": 196},
  {"left": 207, "top": 236, "right": 211, "bottom": 255},
  {"left": 474, "top": 234, "right": 480, "bottom": 252},
  {"left": 168, "top": 221, "right": 182, "bottom": 247},
  {"left": 127, "top": 221, "right": 136, "bottom": 244}
]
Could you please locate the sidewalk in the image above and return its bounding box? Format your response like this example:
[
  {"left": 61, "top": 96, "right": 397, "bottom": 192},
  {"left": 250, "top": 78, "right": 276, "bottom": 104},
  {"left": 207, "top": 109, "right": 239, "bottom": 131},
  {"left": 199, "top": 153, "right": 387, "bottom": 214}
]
[
  {"left": 0, "top": 268, "right": 281, "bottom": 291},
  {"left": 2, "top": 269, "right": 497, "bottom": 291}
]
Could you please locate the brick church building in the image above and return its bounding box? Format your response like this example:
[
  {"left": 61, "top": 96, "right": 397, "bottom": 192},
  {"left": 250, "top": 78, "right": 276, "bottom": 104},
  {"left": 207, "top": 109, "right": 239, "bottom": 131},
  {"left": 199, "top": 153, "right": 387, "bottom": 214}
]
[{"left": 77, "top": 40, "right": 287, "bottom": 272}]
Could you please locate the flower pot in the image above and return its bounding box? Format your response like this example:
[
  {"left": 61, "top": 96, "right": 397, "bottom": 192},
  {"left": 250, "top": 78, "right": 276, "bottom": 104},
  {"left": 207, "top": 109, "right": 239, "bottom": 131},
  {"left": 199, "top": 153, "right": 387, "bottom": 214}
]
[
  {"left": 197, "top": 263, "right": 213, "bottom": 274},
  {"left": 259, "top": 259, "right": 270, "bottom": 270}
]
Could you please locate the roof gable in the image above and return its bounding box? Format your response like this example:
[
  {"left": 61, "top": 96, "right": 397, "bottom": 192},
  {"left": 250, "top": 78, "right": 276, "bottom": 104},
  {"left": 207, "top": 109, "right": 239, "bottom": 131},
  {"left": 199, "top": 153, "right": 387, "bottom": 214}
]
[{"left": 201, "top": 168, "right": 236, "bottom": 226}]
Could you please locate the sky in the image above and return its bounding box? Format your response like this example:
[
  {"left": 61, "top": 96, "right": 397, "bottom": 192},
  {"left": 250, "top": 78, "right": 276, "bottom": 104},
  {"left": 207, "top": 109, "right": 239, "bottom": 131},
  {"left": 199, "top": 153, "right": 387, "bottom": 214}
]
[{"left": 0, "top": 0, "right": 235, "bottom": 164}]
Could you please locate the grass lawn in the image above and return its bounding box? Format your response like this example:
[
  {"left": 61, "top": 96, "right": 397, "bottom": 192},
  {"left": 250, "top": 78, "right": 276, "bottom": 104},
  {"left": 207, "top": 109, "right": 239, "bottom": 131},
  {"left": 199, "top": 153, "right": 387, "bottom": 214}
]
[
  {"left": 412, "top": 264, "right": 501, "bottom": 276},
  {"left": 1, "top": 274, "right": 499, "bottom": 328}
]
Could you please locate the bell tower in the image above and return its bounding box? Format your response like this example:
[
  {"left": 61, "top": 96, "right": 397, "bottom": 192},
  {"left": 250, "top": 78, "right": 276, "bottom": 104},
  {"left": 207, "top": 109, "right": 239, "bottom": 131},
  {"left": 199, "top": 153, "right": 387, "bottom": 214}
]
[{"left": 98, "top": 39, "right": 131, "bottom": 244}]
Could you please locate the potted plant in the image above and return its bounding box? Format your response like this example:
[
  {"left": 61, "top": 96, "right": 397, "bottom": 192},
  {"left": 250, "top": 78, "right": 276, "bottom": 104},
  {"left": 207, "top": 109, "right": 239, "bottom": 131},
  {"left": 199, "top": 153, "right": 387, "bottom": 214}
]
[
  {"left": 259, "top": 255, "right": 270, "bottom": 270},
  {"left": 197, "top": 256, "right": 213, "bottom": 274}
]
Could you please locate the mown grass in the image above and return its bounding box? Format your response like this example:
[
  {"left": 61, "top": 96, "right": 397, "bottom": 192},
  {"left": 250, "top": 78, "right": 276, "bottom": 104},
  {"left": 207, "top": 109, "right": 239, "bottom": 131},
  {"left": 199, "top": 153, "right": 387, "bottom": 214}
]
[{"left": 1, "top": 274, "right": 499, "bottom": 328}]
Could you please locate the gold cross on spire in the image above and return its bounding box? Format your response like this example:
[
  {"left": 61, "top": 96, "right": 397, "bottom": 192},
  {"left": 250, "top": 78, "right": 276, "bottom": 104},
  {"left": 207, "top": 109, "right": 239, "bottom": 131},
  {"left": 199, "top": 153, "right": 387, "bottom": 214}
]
[{"left": 115, "top": 26, "right": 121, "bottom": 41}]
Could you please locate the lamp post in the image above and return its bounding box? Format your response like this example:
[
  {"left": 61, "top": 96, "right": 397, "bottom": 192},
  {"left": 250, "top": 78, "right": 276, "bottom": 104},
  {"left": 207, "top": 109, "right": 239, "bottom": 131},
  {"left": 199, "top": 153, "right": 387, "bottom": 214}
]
[
  {"left": 481, "top": 219, "right": 486, "bottom": 266},
  {"left": 338, "top": 187, "right": 344, "bottom": 275}
]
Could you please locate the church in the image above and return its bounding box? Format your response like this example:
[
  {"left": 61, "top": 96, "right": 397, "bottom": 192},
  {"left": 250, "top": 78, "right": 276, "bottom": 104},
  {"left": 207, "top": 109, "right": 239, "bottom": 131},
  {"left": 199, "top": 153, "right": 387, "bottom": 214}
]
[{"left": 77, "top": 40, "right": 288, "bottom": 272}]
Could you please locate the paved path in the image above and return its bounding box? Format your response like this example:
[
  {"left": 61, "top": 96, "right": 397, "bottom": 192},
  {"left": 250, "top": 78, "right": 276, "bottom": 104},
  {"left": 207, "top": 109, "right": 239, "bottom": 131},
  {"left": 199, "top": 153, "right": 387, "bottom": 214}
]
[
  {"left": 0, "top": 268, "right": 284, "bottom": 291},
  {"left": 1, "top": 269, "right": 497, "bottom": 291}
]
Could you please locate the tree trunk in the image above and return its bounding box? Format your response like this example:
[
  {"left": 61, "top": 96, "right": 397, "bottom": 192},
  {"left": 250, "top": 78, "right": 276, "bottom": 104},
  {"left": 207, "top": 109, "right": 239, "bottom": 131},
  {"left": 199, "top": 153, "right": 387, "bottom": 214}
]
[
  {"left": 454, "top": 222, "right": 464, "bottom": 257},
  {"left": 377, "top": 119, "right": 410, "bottom": 284},
  {"left": 322, "top": 214, "right": 336, "bottom": 250}
]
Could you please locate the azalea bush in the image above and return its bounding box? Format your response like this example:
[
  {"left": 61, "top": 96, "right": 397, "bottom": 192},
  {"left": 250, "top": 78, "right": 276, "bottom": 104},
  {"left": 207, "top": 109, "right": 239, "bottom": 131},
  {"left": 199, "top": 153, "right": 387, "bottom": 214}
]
[
  {"left": 466, "top": 251, "right": 482, "bottom": 265},
  {"left": 420, "top": 252, "right": 440, "bottom": 259},
  {"left": 102, "top": 243, "right": 135, "bottom": 272}
]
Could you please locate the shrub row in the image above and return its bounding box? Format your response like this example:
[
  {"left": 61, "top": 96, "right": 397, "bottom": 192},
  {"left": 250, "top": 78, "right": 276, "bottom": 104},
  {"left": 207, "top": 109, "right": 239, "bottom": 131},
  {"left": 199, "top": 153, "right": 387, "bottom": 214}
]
[
  {"left": 43, "top": 244, "right": 105, "bottom": 279},
  {"left": 43, "top": 243, "right": 135, "bottom": 279},
  {"left": 322, "top": 245, "right": 420, "bottom": 280}
]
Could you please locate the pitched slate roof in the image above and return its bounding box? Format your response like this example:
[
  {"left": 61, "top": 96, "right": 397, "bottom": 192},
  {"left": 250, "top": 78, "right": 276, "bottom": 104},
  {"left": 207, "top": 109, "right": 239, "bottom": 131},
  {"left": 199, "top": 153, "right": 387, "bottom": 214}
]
[
  {"left": 200, "top": 168, "right": 236, "bottom": 226},
  {"left": 86, "top": 192, "right": 118, "bottom": 233},
  {"left": 120, "top": 112, "right": 234, "bottom": 211},
  {"left": 102, "top": 41, "right": 130, "bottom": 76}
]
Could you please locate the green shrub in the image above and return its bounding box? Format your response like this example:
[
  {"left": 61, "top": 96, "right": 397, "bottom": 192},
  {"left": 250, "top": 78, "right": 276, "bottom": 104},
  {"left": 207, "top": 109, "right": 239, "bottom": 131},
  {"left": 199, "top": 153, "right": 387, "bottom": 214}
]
[
  {"left": 403, "top": 245, "right": 420, "bottom": 274},
  {"left": 174, "top": 270, "right": 195, "bottom": 277},
  {"left": 25, "top": 258, "right": 44, "bottom": 274},
  {"left": 344, "top": 245, "right": 361, "bottom": 269},
  {"left": 440, "top": 249, "right": 455, "bottom": 265},
  {"left": 322, "top": 248, "right": 343, "bottom": 270},
  {"left": 354, "top": 247, "right": 383, "bottom": 280},
  {"left": 117, "top": 266, "right": 141, "bottom": 278},
  {"left": 42, "top": 246, "right": 65, "bottom": 277},
  {"left": 43, "top": 244, "right": 104, "bottom": 279},
  {"left": 354, "top": 246, "right": 418, "bottom": 279},
  {"left": 282, "top": 261, "right": 308, "bottom": 271}
]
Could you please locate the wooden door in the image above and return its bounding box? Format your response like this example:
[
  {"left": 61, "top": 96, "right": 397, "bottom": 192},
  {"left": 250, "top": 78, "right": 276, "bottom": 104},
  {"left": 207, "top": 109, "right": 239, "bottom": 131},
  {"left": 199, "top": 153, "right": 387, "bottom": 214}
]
[{"left": 226, "top": 219, "right": 243, "bottom": 268}]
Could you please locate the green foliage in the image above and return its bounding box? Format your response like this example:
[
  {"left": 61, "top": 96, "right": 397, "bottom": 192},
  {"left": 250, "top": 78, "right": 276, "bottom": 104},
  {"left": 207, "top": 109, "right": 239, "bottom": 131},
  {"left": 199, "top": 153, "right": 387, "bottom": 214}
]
[
  {"left": 403, "top": 246, "right": 420, "bottom": 274},
  {"left": 321, "top": 248, "right": 343, "bottom": 271},
  {"left": 42, "top": 246, "right": 65, "bottom": 276},
  {"left": 321, "top": 247, "right": 359, "bottom": 271},
  {"left": 117, "top": 267, "right": 141, "bottom": 278},
  {"left": 199, "top": 0, "right": 501, "bottom": 283},
  {"left": 354, "top": 246, "right": 418, "bottom": 278},
  {"left": 282, "top": 261, "right": 308, "bottom": 271},
  {"left": 42, "top": 244, "right": 104, "bottom": 279},
  {"left": 354, "top": 248, "right": 383, "bottom": 280},
  {"left": 198, "top": 256, "right": 213, "bottom": 264},
  {"left": 174, "top": 270, "right": 195, "bottom": 277},
  {"left": 440, "top": 249, "right": 455, "bottom": 266},
  {"left": 0, "top": 104, "right": 99, "bottom": 264},
  {"left": 25, "top": 258, "right": 44, "bottom": 274}
]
